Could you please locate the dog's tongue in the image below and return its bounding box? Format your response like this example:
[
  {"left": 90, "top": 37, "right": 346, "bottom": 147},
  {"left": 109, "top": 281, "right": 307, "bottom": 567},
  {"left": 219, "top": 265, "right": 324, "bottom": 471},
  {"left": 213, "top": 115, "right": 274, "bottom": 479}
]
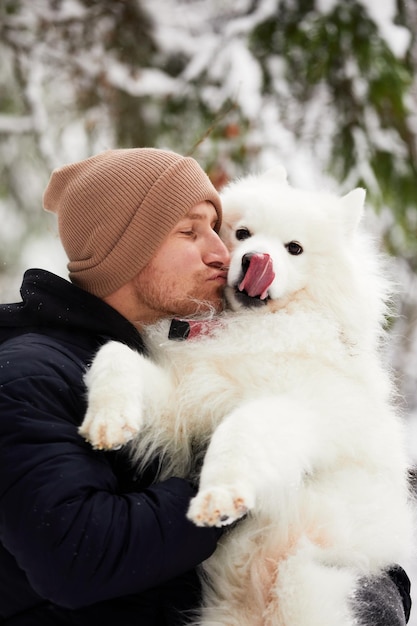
[{"left": 238, "top": 253, "right": 275, "bottom": 299}]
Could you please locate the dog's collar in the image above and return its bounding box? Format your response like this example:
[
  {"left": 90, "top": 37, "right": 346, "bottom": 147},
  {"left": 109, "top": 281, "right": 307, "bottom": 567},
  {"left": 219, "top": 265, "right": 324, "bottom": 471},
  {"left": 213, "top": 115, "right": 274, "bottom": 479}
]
[{"left": 168, "top": 318, "right": 216, "bottom": 341}]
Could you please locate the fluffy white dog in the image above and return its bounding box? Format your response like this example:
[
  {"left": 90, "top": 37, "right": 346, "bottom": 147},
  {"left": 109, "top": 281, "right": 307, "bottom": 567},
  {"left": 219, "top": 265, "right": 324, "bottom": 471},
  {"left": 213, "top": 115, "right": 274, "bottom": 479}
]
[{"left": 80, "top": 167, "right": 413, "bottom": 626}]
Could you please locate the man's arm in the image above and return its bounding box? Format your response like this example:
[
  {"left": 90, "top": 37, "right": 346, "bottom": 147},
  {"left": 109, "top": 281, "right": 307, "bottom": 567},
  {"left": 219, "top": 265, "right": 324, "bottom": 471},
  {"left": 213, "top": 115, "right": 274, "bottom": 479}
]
[{"left": 0, "top": 339, "right": 219, "bottom": 609}]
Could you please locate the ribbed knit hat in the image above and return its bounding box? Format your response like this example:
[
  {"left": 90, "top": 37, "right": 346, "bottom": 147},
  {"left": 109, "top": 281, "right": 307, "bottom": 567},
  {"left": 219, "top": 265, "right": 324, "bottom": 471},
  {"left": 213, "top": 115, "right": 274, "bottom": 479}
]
[{"left": 43, "top": 148, "right": 222, "bottom": 297}]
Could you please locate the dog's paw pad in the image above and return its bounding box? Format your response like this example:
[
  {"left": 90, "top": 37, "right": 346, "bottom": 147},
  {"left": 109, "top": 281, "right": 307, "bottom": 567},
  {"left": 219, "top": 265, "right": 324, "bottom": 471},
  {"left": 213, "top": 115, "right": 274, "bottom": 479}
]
[
  {"left": 79, "top": 410, "right": 141, "bottom": 450},
  {"left": 187, "top": 486, "right": 253, "bottom": 527}
]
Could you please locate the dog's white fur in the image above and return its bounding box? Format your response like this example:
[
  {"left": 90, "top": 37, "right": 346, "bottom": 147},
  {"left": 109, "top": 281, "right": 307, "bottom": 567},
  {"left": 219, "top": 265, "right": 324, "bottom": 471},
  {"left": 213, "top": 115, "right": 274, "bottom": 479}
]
[{"left": 80, "top": 167, "right": 413, "bottom": 626}]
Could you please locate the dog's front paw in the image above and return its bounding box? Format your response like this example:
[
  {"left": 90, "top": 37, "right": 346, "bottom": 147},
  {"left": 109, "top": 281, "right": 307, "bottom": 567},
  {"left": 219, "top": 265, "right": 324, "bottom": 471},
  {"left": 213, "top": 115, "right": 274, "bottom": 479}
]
[
  {"left": 79, "top": 398, "right": 142, "bottom": 450},
  {"left": 80, "top": 341, "right": 145, "bottom": 450},
  {"left": 187, "top": 485, "right": 254, "bottom": 527}
]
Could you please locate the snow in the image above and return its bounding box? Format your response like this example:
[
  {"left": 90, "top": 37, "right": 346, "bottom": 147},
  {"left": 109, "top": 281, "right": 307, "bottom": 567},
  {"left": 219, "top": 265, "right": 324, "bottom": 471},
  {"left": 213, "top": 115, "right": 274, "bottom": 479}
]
[
  {"left": 0, "top": 114, "right": 33, "bottom": 133},
  {"left": 106, "top": 62, "right": 181, "bottom": 97},
  {"left": 317, "top": 0, "right": 411, "bottom": 57},
  {"left": 208, "top": 39, "right": 263, "bottom": 118},
  {"left": 357, "top": 0, "right": 411, "bottom": 57}
]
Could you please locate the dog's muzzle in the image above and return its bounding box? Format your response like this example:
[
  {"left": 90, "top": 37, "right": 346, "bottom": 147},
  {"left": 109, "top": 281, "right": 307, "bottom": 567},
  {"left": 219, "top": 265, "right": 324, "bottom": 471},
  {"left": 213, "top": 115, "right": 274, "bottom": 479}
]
[{"left": 232, "top": 252, "right": 275, "bottom": 308}]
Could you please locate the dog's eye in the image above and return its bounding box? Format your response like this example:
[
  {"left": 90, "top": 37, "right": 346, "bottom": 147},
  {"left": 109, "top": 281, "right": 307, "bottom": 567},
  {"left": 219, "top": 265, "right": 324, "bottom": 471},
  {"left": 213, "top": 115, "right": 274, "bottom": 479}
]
[
  {"left": 236, "top": 228, "right": 251, "bottom": 241},
  {"left": 285, "top": 241, "right": 303, "bottom": 255}
]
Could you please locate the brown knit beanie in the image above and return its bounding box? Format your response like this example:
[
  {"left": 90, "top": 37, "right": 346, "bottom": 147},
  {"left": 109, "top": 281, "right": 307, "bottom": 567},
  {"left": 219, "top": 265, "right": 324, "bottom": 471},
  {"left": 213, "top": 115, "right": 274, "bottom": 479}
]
[{"left": 43, "top": 148, "right": 222, "bottom": 297}]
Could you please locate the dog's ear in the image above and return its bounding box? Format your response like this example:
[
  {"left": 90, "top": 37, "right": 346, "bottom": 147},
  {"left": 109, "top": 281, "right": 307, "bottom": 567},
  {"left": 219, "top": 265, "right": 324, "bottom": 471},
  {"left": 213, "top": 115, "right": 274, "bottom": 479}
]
[
  {"left": 340, "top": 188, "right": 366, "bottom": 236},
  {"left": 259, "top": 165, "right": 288, "bottom": 184}
]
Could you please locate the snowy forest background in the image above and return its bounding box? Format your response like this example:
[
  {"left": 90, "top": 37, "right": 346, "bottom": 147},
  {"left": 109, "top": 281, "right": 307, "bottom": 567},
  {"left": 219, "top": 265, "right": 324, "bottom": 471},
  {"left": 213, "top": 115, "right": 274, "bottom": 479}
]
[{"left": 1, "top": 0, "right": 417, "bottom": 618}]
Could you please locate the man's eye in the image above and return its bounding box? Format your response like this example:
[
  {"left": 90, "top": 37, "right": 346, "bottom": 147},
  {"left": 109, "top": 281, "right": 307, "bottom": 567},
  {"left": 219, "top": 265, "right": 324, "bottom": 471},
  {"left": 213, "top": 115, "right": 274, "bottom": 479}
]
[
  {"left": 285, "top": 241, "right": 303, "bottom": 255},
  {"left": 236, "top": 227, "right": 251, "bottom": 241}
]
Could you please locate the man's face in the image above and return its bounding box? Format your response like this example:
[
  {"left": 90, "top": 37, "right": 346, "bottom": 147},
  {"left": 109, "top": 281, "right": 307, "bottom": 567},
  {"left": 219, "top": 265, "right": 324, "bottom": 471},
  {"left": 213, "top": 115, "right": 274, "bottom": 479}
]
[{"left": 132, "top": 201, "right": 230, "bottom": 324}]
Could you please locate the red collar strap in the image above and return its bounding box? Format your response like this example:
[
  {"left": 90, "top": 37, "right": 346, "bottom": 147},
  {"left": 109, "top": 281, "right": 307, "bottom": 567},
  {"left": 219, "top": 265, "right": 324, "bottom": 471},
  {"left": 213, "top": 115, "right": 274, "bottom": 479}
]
[{"left": 168, "top": 318, "right": 217, "bottom": 341}]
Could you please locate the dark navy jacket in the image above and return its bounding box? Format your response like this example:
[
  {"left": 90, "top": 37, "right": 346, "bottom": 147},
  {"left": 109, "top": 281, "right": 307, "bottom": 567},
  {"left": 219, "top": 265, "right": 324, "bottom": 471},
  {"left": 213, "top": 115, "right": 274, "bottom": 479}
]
[{"left": 0, "top": 269, "right": 220, "bottom": 625}]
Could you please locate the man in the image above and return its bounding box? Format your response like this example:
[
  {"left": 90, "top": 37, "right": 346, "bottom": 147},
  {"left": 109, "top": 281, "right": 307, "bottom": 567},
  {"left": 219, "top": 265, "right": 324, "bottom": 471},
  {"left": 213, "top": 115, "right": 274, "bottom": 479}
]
[{"left": 0, "top": 148, "right": 411, "bottom": 625}]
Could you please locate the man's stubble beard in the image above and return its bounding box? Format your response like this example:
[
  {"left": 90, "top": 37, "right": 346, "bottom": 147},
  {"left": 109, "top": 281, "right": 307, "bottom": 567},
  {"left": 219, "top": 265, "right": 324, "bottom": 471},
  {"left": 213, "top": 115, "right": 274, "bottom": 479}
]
[{"left": 132, "top": 270, "right": 225, "bottom": 322}]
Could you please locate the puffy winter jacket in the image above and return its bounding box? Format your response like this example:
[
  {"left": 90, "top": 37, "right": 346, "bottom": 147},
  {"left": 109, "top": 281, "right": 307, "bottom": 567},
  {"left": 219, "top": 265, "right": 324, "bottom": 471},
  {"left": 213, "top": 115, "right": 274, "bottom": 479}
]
[{"left": 0, "top": 269, "right": 220, "bottom": 625}]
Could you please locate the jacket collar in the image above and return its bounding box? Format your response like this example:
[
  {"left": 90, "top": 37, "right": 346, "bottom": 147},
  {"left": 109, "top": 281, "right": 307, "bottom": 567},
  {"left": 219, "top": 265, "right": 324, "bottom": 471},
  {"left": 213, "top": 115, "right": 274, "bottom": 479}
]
[{"left": 0, "top": 269, "right": 145, "bottom": 353}]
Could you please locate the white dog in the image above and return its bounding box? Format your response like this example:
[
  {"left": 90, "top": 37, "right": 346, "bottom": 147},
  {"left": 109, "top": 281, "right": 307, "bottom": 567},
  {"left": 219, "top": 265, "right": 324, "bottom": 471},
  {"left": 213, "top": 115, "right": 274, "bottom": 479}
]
[{"left": 80, "top": 167, "right": 413, "bottom": 626}]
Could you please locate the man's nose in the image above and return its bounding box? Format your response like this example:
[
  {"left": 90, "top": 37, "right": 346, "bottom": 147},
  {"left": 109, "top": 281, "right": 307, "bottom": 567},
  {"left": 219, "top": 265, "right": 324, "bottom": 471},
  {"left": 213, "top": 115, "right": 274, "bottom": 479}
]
[{"left": 205, "top": 232, "right": 230, "bottom": 266}]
